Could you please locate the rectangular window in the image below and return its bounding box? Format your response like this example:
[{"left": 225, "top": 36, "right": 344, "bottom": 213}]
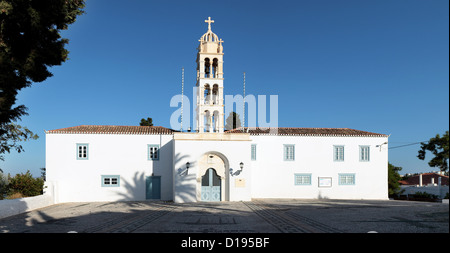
[
  {"left": 334, "top": 145, "right": 344, "bottom": 161},
  {"left": 148, "top": 144, "right": 160, "bottom": 160},
  {"left": 360, "top": 146, "right": 370, "bottom": 162},
  {"left": 76, "top": 143, "right": 89, "bottom": 160},
  {"left": 251, "top": 144, "right": 257, "bottom": 161},
  {"left": 295, "top": 174, "right": 312, "bottom": 185},
  {"left": 102, "top": 175, "right": 120, "bottom": 187},
  {"left": 339, "top": 174, "right": 355, "bottom": 185},
  {"left": 284, "top": 144, "right": 295, "bottom": 161}
]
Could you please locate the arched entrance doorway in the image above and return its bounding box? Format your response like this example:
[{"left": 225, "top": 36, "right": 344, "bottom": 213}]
[
  {"left": 197, "top": 152, "right": 229, "bottom": 201},
  {"left": 201, "top": 168, "right": 221, "bottom": 201}
]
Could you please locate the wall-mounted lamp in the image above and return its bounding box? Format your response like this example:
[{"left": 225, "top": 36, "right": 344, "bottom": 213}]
[
  {"left": 178, "top": 161, "right": 191, "bottom": 176},
  {"left": 185, "top": 162, "right": 190, "bottom": 174},
  {"left": 231, "top": 162, "right": 244, "bottom": 177},
  {"left": 376, "top": 142, "right": 388, "bottom": 151}
]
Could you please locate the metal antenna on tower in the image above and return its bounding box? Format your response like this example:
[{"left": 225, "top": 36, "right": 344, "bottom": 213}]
[
  {"left": 181, "top": 67, "right": 184, "bottom": 132},
  {"left": 243, "top": 72, "right": 245, "bottom": 133}
]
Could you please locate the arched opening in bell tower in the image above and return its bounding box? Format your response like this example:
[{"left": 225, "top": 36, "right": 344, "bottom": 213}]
[
  {"left": 204, "top": 58, "right": 211, "bottom": 77},
  {"left": 212, "top": 84, "right": 218, "bottom": 105},
  {"left": 212, "top": 110, "right": 220, "bottom": 132},
  {"left": 204, "top": 84, "right": 211, "bottom": 104},
  {"left": 204, "top": 110, "right": 210, "bottom": 132},
  {"left": 212, "top": 58, "right": 218, "bottom": 78}
]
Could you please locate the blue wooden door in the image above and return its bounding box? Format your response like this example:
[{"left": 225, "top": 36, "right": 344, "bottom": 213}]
[
  {"left": 146, "top": 176, "right": 161, "bottom": 199},
  {"left": 201, "top": 168, "right": 221, "bottom": 201}
]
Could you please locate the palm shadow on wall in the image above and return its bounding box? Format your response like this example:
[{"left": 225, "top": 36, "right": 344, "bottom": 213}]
[{"left": 112, "top": 146, "right": 197, "bottom": 204}]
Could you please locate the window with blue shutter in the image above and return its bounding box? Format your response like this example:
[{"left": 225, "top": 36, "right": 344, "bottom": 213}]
[
  {"left": 360, "top": 146, "right": 370, "bottom": 162},
  {"left": 334, "top": 145, "right": 344, "bottom": 161},
  {"left": 148, "top": 144, "right": 160, "bottom": 160},
  {"left": 101, "top": 175, "right": 120, "bottom": 187},
  {"left": 339, "top": 174, "right": 355, "bottom": 185},
  {"left": 284, "top": 144, "right": 295, "bottom": 161},
  {"left": 251, "top": 144, "right": 257, "bottom": 161},
  {"left": 295, "top": 174, "right": 312, "bottom": 185},
  {"left": 76, "top": 143, "right": 89, "bottom": 160}
]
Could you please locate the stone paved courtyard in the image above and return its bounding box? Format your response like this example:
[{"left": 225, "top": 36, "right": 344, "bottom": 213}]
[{"left": 0, "top": 199, "right": 448, "bottom": 233}]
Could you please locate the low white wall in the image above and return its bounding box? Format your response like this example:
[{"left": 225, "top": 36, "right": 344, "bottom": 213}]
[
  {"left": 401, "top": 185, "right": 449, "bottom": 199},
  {"left": 0, "top": 182, "right": 55, "bottom": 219}
]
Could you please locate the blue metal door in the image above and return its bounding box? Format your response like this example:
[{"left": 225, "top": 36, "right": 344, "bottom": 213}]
[
  {"left": 146, "top": 176, "right": 161, "bottom": 199},
  {"left": 201, "top": 168, "right": 221, "bottom": 201}
]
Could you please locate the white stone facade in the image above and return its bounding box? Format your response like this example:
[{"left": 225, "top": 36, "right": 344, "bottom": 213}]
[
  {"left": 249, "top": 135, "right": 389, "bottom": 200},
  {"left": 46, "top": 132, "right": 174, "bottom": 203},
  {"left": 45, "top": 129, "right": 388, "bottom": 203},
  {"left": 45, "top": 17, "right": 389, "bottom": 204}
]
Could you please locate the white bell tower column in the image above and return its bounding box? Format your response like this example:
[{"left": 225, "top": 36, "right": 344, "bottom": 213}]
[{"left": 196, "top": 17, "right": 224, "bottom": 133}]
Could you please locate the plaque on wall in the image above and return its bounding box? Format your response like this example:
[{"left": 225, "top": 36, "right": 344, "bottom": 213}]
[
  {"left": 235, "top": 178, "right": 245, "bottom": 188},
  {"left": 318, "top": 177, "right": 332, "bottom": 187}
]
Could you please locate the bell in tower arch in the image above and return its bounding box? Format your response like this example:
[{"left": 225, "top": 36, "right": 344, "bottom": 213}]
[
  {"left": 204, "top": 58, "right": 211, "bottom": 77},
  {"left": 212, "top": 58, "right": 218, "bottom": 78}
]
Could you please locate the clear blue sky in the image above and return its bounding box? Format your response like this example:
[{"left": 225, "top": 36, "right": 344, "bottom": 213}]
[{"left": 1, "top": 0, "right": 448, "bottom": 177}]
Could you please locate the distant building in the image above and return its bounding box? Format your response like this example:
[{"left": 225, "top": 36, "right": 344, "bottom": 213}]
[
  {"left": 399, "top": 173, "right": 449, "bottom": 199},
  {"left": 399, "top": 173, "right": 449, "bottom": 186}
]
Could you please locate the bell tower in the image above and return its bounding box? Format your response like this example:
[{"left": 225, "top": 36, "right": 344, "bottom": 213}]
[{"left": 196, "top": 17, "right": 224, "bottom": 133}]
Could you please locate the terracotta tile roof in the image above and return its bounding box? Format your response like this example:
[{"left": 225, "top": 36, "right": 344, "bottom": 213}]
[
  {"left": 399, "top": 173, "right": 449, "bottom": 186},
  {"left": 226, "top": 127, "right": 388, "bottom": 137},
  {"left": 46, "top": 125, "right": 175, "bottom": 135},
  {"left": 46, "top": 125, "right": 386, "bottom": 137}
]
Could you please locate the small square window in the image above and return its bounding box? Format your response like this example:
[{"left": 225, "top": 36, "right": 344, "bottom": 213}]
[
  {"left": 148, "top": 145, "right": 160, "bottom": 160},
  {"left": 251, "top": 144, "right": 257, "bottom": 161},
  {"left": 284, "top": 144, "right": 295, "bottom": 161},
  {"left": 334, "top": 145, "right": 344, "bottom": 162},
  {"left": 360, "top": 146, "right": 370, "bottom": 162},
  {"left": 295, "top": 174, "right": 311, "bottom": 185},
  {"left": 339, "top": 174, "right": 355, "bottom": 185},
  {"left": 102, "top": 175, "right": 120, "bottom": 187},
  {"left": 76, "top": 143, "right": 89, "bottom": 160}
]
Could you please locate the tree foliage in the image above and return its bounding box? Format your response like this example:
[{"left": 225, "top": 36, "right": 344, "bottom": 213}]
[
  {"left": 417, "top": 130, "right": 449, "bottom": 173},
  {"left": 0, "top": 170, "right": 9, "bottom": 199},
  {"left": 0, "top": 0, "right": 84, "bottom": 161},
  {"left": 0, "top": 122, "right": 38, "bottom": 161},
  {"left": 225, "top": 112, "right": 241, "bottom": 130},
  {"left": 388, "top": 162, "right": 403, "bottom": 196},
  {"left": 0, "top": 0, "right": 85, "bottom": 127},
  {"left": 7, "top": 170, "right": 44, "bottom": 197},
  {"left": 140, "top": 117, "right": 153, "bottom": 126}
]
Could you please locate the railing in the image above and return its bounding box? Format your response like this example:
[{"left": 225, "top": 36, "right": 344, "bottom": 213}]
[
  {"left": 203, "top": 96, "right": 220, "bottom": 105},
  {"left": 203, "top": 73, "right": 222, "bottom": 78}
]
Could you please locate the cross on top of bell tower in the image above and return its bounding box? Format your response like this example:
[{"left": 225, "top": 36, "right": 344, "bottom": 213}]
[
  {"left": 205, "top": 17, "right": 214, "bottom": 31},
  {"left": 199, "top": 16, "right": 221, "bottom": 44}
]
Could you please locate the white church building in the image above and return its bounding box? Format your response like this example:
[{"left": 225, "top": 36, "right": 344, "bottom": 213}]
[{"left": 45, "top": 18, "right": 389, "bottom": 204}]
